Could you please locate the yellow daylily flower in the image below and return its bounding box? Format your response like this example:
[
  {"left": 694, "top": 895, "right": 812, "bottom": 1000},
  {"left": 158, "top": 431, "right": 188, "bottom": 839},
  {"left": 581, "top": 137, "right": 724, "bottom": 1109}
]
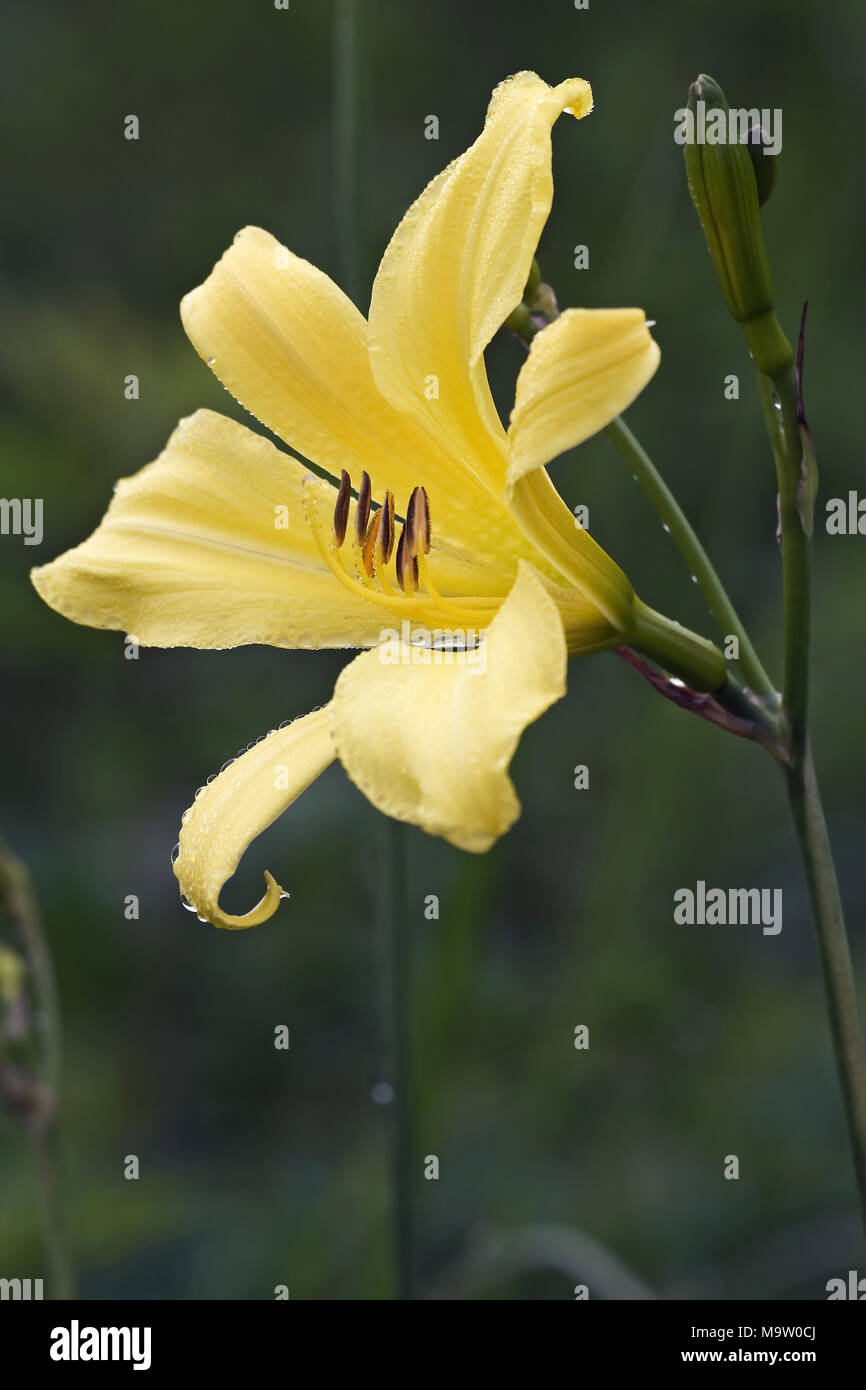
[{"left": 32, "top": 71, "right": 668, "bottom": 930}]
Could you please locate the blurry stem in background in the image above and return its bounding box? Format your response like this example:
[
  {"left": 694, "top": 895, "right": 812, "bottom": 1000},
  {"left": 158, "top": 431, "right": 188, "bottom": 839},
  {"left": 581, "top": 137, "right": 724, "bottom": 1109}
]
[
  {"left": 333, "top": 0, "right": 415, "bottom": 1296},
  {"left": 0, "top": 843, "right": 73, "bottom": 1298},
  {"left": 333, "top": 0, "right": 361, "bottom": 308},
  {"left": 755, "top": 334, "right": 866, "bottom": 1235},
  {"left": 379, "top": 817, "right": 414, "bottom": 1299}
]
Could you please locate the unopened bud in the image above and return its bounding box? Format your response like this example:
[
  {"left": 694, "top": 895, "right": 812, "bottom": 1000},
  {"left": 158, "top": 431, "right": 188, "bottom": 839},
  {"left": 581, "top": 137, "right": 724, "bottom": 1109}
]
[{"left": 684, "top": 74, "right": 792, "bottom": 376}]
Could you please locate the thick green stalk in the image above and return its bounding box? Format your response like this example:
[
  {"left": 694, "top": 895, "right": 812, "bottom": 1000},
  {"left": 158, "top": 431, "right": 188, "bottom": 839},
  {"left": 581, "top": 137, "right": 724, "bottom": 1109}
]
[
  {"left": 758, "top": 366, "right": 811, "bottom": 766},
  {"left": 787, "top": 749, "right": 866, "bottom": 1227},
  {"left": 605, "top": 416, "right": 777, "bottom": 700},
  {"left": 757, "top": 360, "right": 866, "bottom": 1234},
  {"left": 628, "top": 599, "right": 726, "bottom": 692}
]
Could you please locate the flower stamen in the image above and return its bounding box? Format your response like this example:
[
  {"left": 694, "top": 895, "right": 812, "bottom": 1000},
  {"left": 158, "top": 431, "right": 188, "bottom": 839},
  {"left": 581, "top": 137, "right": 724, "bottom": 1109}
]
[
  {"left": 405, "top": 485, "right": 431, "bottom": 559},
  {"left": 333, "top": 469, "right": 351, "bottom": 547},
  {"left": 355, "top": 470, "right": 372, "bottom": 545},
  {"left": 304, "top": 473, "right": 498, "bottom": 631},
  {"left": 361, "top": 508, "right": 383, "bottom": 578},
  {"left": 395, "top": 527, "right": 419, "bottom": 593}
]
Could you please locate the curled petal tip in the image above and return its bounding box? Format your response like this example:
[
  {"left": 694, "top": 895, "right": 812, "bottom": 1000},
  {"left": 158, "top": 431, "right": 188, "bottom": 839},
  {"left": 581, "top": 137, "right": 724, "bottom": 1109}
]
[{"left": 208, "top": 870, "right": 287, "bottom": 931}]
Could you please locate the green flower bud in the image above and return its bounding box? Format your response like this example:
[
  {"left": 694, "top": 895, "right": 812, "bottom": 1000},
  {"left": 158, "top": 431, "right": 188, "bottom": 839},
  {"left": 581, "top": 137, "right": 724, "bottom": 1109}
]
[{"left": 683, "top": 74, "right": 792, "bottom": 376}]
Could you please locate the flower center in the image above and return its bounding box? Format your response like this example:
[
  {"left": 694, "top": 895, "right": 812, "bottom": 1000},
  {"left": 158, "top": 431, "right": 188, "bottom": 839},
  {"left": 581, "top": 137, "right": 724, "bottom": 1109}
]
[{"left": 304, "top": 470, "right": 501, "bottom": 635}]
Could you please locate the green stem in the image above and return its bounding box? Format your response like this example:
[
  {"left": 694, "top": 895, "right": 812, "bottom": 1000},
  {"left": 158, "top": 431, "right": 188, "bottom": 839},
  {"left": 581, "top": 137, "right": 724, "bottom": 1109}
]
[
  {"left": 334, "top": 0, "right": 415, "bottom": 1297},
  {"left": 786, "top": 749, "right": 866, "bottom": 1230},
  {"left": 605, "top": 416, "right": 776, "bottom": 700},
  {"left": 32, "top": 1128, "right": 73, "bottom": 1301},
  {"left": 755, "top": 359, "right": 866, "bottom": 1232},
  {"left": 757, "top": 365, "right": 811, "bottom": 766},
  {"left": 628, "top": 598, "right": 726, "bottom": 692}
]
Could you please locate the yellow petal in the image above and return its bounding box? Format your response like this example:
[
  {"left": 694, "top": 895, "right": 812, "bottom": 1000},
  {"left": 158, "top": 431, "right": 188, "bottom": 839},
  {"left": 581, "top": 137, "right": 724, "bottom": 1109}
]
[
  {"left": 330, "top": 562, "right": 567, "bottom": 852},
  {"left": 174, "top": 708, "right": 335, "bottom": 929},
  {"left": 367, "top": 73, "right": 593, "bottom": 478},
  {"left": 32, "top": 410, "right": 390, "bottom": 649},
  {"left": 507, "top": 308, "right": 661, "bottom": 487},
  {"left": 180, "top": 226, "right": 529, "bottom": 574}
]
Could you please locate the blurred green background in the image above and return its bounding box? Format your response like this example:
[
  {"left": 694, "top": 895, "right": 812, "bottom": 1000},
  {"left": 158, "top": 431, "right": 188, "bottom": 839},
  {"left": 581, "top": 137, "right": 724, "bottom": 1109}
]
[{"left": 1, "top": 0, "right": 864, "bottom": 1299}]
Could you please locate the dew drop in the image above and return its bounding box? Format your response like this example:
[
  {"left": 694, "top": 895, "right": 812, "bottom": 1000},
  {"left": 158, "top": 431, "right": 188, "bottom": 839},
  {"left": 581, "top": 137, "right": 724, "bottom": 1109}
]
[
  {"left": 370, "top": 1081, "right": 395, "bottom": 1106},
  {"left": 662, "top": 523, "right": 671, "bottom": 533},
  {"left": 181, "top": 895, "right": 197, "bottom": 912},
  {"left": 690, "top": 574, "right": 698, "bottom": 583},
  {"left": 206, "top": 356, "right": 216, "bottom": 367},
  {"left": 220, "top": 759, "right": 235, "bottom": 774},
  {"left": 170, "top": 843, "right": 180, "bottom": 865}
]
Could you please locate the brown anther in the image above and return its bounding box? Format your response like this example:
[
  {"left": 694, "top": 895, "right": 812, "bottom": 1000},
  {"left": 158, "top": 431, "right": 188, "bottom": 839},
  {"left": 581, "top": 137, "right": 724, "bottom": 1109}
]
[
  {"left": 355, "top": 470, "right": 371, "bottom": 545},
  {"left": 395, "top": 527, "right": 419, "bottom": 593},
  {"left": 405, "top": 485, "right": 431, "bottom": 558},
  {"left": 333, "top": 469, "right": 351, "bottom": 547},
  {"left": 361, "top": 508, "right": 382, "bottom": 577},
  {"left": 379, "top": 490, "right": 395, "bottom": 565}
]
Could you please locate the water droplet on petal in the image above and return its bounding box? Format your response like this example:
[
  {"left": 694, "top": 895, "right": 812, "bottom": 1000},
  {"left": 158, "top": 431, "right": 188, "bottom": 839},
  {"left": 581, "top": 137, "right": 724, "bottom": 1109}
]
[
  {"left": 662, "top": 523, "right": 671, "bottom": 533},
  {"left": 181, "top": 895, "right": 197, "bottom": 912},
  {"left": 690, "top": 574, "right": 698, "bottom": 583},
  {"left": 170, "top": 843, "right": 180, "bottom": 865},
  {"left": 206, "top": 356, "right": 216, "bottom": 367}
]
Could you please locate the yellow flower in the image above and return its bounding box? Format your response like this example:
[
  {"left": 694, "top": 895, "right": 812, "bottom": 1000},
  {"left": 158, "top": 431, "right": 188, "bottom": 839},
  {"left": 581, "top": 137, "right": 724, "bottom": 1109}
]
[{"left": 32, "top": 72, "right": 663, "bottom": 929}]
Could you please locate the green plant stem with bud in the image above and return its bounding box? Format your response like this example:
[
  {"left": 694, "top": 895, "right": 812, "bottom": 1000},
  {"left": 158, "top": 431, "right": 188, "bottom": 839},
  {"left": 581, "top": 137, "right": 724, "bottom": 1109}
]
[
  {"left": 512, "top": 199, "right": 866, "bottom": 1232},
  {"left": 684, "top": 69, "right": 866, "bottom": 1235}
]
